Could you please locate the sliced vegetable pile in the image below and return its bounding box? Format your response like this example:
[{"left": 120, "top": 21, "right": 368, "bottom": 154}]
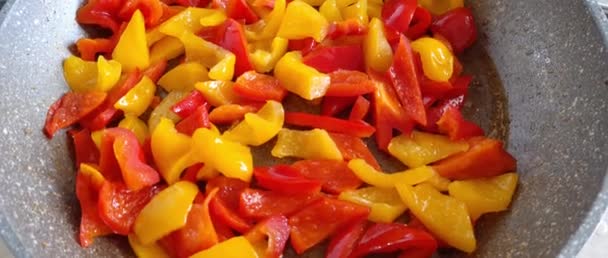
[{"left": 44, "top": 0, "right": 518, "bottom": 257}]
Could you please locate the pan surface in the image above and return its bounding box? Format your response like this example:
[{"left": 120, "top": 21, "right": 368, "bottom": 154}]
[{"left": 0, "top": 0, "right": 607, "bottom": 257}]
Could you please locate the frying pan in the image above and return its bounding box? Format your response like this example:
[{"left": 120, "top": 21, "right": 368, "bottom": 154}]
[{"left": 1, "top": 0, "right": 607, "bottom": 257}]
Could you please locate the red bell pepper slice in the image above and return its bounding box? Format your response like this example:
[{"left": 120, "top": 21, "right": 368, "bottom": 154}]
[
  {"left": 206, "top": 176, "right": 250, "bottom": 211},
  {"left": 209, "top": 197, "right": 252, "bottom": 233},
  {"left": 212, "top": 218, "right": 236, "bottom": 243},
  {"left": 254, "top": 165, "right": 323, "bottom": 195},
  {"left": 212, "top": 0, "right": 259, "bottom": 24},
  {"left": 421, "top": 75, "right": 472, "bottom": 132},
  {"left": 233, "top": 71, "right": 288, "bottom": 102},
  {"left": 70, "top": 129, "right": 100, "bottom": 167},
  {"left": 76, "top": 38, "right": 114, "bottom": 61},
  {"left": 328, "top": 133, "right": 381, "bottom": 170},
  {"left": 302, "top": 45, "right": 364, "bottom": 73},
  {"left": 80, "top": 70, "right": 143, "bottom": 131},
  {"left": 44, "top": 91, "right": 107, "bottom": 138},
  {"left": 161, "top": 189, "right": 219, "bottom": 258},
  {"left": 289, "top": 197, "right": 370, "bottom": 254},
  {"left": 143, "top": 59, "right": 168, "bottom": 83},
  {"left": 350, "top": 223, "right": 438, "bottom": 258},
  {"left": 326, "top": 219, "right": 367, "bottom": 258},
  {"left": 291, "top": 160, "right": 362, "bottom": 195},
  {"left": 326, "top": 19, "right": 368, "bottom": 40},
  {"left": 389, "top": 35, "right": 426, "bottom": 126},
  {"left": 119, "top": 0, "right": 164, "bottom": 27},
  {"left": 98, "top": 182, "right": 163, "bottom": 235},
  {"left": 244, "top": 216, "right": 290, "bottom": 258},
  {"left": 174, "top": 0, "right": 212, "bottom": 7},
  {"left": 285, "top": 112, "right": 376, "bottom": 138},
  {"left": 208, "top": 104, "right": 260, "bottom": 125},
  {"left": 76, "top": 0, "right": 122, "bottom": 34},
  {"left": 381, "top": 0, "right": 417, "bottom": 34},
  {"left": 437, "top": 107, "right": 484, "bottom": 140},
  {"left": 349, "top": 96, "right": 370, "bottom": 121},
  {"left": 239, "top": 188, "right": 320, "bottom": 220},
  {"left": 171, "top": 90, "right": 209, "bottom": 119},
  {"left": 321, "top": 96, "right": 357, "bottom": 116},
  {"left": 175, "top": 104, "right": 211, "bottom": 136},
  {"left": 325, "top": 70, "right": 375, "bottom": 97},
  {"left": 430, "top": 7, "right": 478, "bottom": 54},
  {"left": 405, "top": 7, "right": 432, "bottom": 40},
  {"left": 216, "top": 19, "right": 254, "bottom": 77},
  {"left": 288, "top": 38, "right": 318, "bottom": 56},
  {"left": 432, "top": 137, "right": 517, "bottom": 180},
  {"left": 182, "top": 163, "right": 204, "bottom": 183},
  {"left": 76, "top": 168, "right": 112, "bottom": 247},
  {"left": 101, "top": 128, "right": 161, "bottom": 190}
]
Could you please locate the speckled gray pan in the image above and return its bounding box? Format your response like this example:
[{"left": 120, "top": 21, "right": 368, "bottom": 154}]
[{"left": 0, "top": 0, "right": 607, "bottom": 257}]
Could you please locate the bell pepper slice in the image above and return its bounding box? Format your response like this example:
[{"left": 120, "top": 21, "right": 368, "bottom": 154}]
[
  {"left": 63, "top": 55, "right": 122, "bottom": 92},
  {"left": 274, "top": 51, "right": 331, "bottom": 100},
  {"left": 277, "top": 1, "right": 329, "bottom": 42},
  {"left": 254, "top": 165, "right": 322, "bottom": 195},
  {"left": 271, "top": 128, "right": 343, "bottom": 160},
  {"left": 158, "top": 7, "right": 224, "bottom": 35},
  {"left": 321, "top": 96, "right": 357, "bottom": 116},
  {"left": 118, "top": 115, "right": 150, "bottom": 145},
  {"left": 190, "top": 236, "right": 258, "bottom": 258},
  {"left": 363, "top": 18, "right": 393, "bottom": 72},
  {"left": 396, "top": 183, "right": 475, "bottom": 253},
  {"left": 112, "top": 10, "right": 150, "bottom": 72},
  {"left": 325, "top": 219, "right": 367, "bottom": 258},
  {"left": 161, "top": 189, "right": 219, "bottom": 257},
  {"left": 448, "top": 173, "right": 518, "bottom": 220},
  {"left": 175, "top": 104, "right": 211, "bottom": 136},
  {"left": 411, "top": 37, "right": 454, "bottom": 82},
  {"left": 340, "top": 0, "right": 368, "bottom": 25},
  {"left": 76, "top": 0, "right": 122, "bottom": 34},
  {"left": 174, "top": 31, "right": 236, "bottom": 81},
  {"left": 349, "top": 96, "right": 370, "bottom": 121},
  {"left": 158, "top": 62, "right": 209, "bottom": 92},
  {"left": 329, "top": 132, "right": 381, "bottom": 169},
  {"left": 128, "top": 234, "right": 170, "bottom": 258},
  {"left": 326, "top": 19, "right": 368, "bottom": 40},
  {"left": 151, "top": 118, "right": 194, "bottom": 184},
  {"left": 98, "top": 182, "right": 163, "bottom": 235},
  {"left": 406, "top": 7, "right": 432, "bottom": 40},
  {"left": 195, "top": 80, "right": 240, "bottom": 107},
  {"left": 239, "top": 188, "right": 321, "bottom": 220},
  {"left": 76, "top": 37, "right": 115, "bottom": 62},
  {"left": 210, "top": 197, "right": 252, "bottom": 233},
  {"left": 115, "top": 76, "right": 157, "bottom": 116},
  {"left": 76, "top": 164, "right": 111, "bottom": 247},
  {"left": 118, "top": 0, "right": 164, "bottom": 28},
  {"left": 206, "top": 176, "right": 250, "bottom": 210},
  {"left": 208, "top": 104, "right": 261, "bottom": 125},
  {"left": 430, "top": 7, "right": 477, "bottom": 54},
  {"left": 381, "top": 0, "right": 416, "bottom": 34},
  {"left": 216, "top": 19, "right": 254, "bottom": 77},
  {"left": 351, "top": 222, "right": 438, "bottom": 257},
  {"left": 44, "top": 91, "right": 107, "bottom": 138},
  {"left": 149, "top": 36, "right": 185, "bottom": 65},
  {"left": 388, "top": 131, "right": 469, "bottom": 168},
  {"left": 148, "top": 90, "right": 189, "bottom": 130},
  {"left": 292, "top": 160, "right": 362, "bottom": 194},
  {"left": 418, "top": 0, "right": 463, "bottom": 16},
  {"left": 320, "top": 0, "right": 343, "bottom": 22},
  {"left": 212, "top": 0, "right": 259, "bottom": 24},
  {"left": 245, "top": 0, "right": 285, "bottom": 40},
  {"left": 70, "top": 129, "right": 100, "bottom": 167},
  {"left": 223, "top": 100, "right": 285, "bottom": 146},
  {"left": 339, "top": 187, "right": 407, "bottom": 223},
  {"left": 348, "top": 159, "right": 433, "bottom": 188},
  {"left": 142, "top": 59, "right": 168, "bottom": 83},
  {"left": 248, "top": 37, "right": 289, "bottom": 73},
  {"left": 233, "top": 71, "right": 287, "bottom": 102},
  {"left": 437, "top": 107, "right": 484, "bottom": 140},
  {"left": 171, "top": 90, "right": 208, "bottom": 119},
  {"left": 285, "top": 112, "right": 375, "bottom": 138},
  {"left": 191, "top": 128, "right": 254, "bottom": 182},
  {"left": 325, "top": 70, "right": 375, "bottom": 97},
  {"left": 389, "top": 35, "right": 426, "bottom": 126},
  {"left": 289, "top": 197, "right": 370, "bottom": 254},
  {"left": 302, "top": 45, "right": 364, "bottom": 73},
  {"left": 432, "top": 137, "right": 516, "bottom": 180},
  {"left": 287, "top": 38, "right": 319, "bottom": 55},
  {"left": 244, "top": 215, "right": 290, "bottom": 258},
  {"left": 134, "top": 181, "right": 199, "bottom": 244}
]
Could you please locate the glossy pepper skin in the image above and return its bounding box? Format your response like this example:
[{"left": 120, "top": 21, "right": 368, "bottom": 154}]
[
  {"left": 63, "top": 55, "right": 122, "bottom": 92},
  {"left": 363, "top": 18, "right": 393, "bottom": 72},
  {"left": 430, "top": 7, "right": 477, "bottom": 53},
  {"left": 151, "top": 118, "right": 193, "bottom": 184},
  {"left": 381, "top": 0, "right": 416, "bottom": 34},
  {"left": 389, "top": 35, "right": 426, "bottom": 126},
  {"left": 114, "top": 76, "right": 157, "bottom": 116},
  {"left": 112, "top": 10, "right": 150, "bottom": 72},
  {"left": 292, "top": 159, "right": 363, "bottom": 194},
  {"left": 411, "top": 37, "right": 454, "bottom": 82},
  {"left": 223, "top": 101, "right": 285, "bottom": 146},
  {"left": 274, "top": 51, "right": 331, "bottom": 100},
  {"left": 388, "top": 131, "right": 469, "bottom": 168},
  {"left": 76, "top": 164, "right": 111, "bottom": 247},
  {"left": 277, "top": 1, "right": 329, "bottom": 42},
  {"left": 448, "top": 173, "right": 518, "bottom": 220},
  {"left": 348, "top": 159, "right": 434, "bottom": 188}
]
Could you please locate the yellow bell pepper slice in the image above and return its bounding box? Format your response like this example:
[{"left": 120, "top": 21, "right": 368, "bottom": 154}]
[
  {"left": 178, "top": 32, "right": 236, "bottom": 81},
  {"left": 158, "top": 7, "right": 224, "bottom": 36},
  {"left": 245, "top": 0, "right": 286, "bottom": 40},
  {"left": 113, "top": 10, "right": 150, "bottom": 72},
  {"left": 271, "top": 128, "right": 343, "bottom": 160},
  {"left": 146, "top": 27, "right": 166, "bottom": 47},
  {"left": 396, "top": 183, "right": 476, "bottom": 253},
  {"left": 194, "top": 80, "right": 240, "bottom": 107},
  {"left": 79, "top": 163, "right": 105, "bottom": 188},
  {"left": 118, "top": 115, "right": 150, "bottom": 145},
  {"left": 363, "top": 18, "right": 393, "bottom": 72},
  {"left": 367, "top": 0, "right": 382, "bottom": 18},
  {"left": 191, "top": 128, "right": 253, "bottom": 182},
  {"left": 200, "top": 10, "right": 227, "bottom": 26},
  {"left": 63, "top": 55, "right": 122, "bottom": 92},
  {"left": 347, "top": 159, "right": 434, "bottom": 188},
  {"left": 90, "top": 130, "right": 103, "bottom": 150},
  {"left": 128, "top": 234, "right": 170, "bottom": 258},
  {"left": 277, "top": 1, "right": 329, "bottom": 42},
  {"left": 151, "top": 118, "right": 194, "bottom": 184},
  {"left": 134, "top": 181, "right": 199, "bottom": 245},
  {"left": 158, "top": 62, "right": 209, "bottom": 92},
  {"left": 223, "top": 100, "right": 285, "bottom": 146},
  {"left": 148, "top": 91, "right": 190, "bottom": 131},
  {"left": 340, "top": 0, "right": 368, "bottom": 25},
  {"left": 114, "top": 76, "right": 157, "bottom": 116},
  {"left": 418, "top": 0, "right": 464, "bottom": 16},
  {"left": 274, "top": 51, "right": 330, "bottom": 100},
  {"left": 248, "top": 37, "right": 288, "bottom": 73},
  {"left": 190, "top": 236, "right": 259, "bottom": 258},
  {"left": 423, "top": 169, "right": 452, "bottom": 192},
  {"left": 448, "top": 173, "right": 518, "bottom": 220},
  {"left": 388, "top": 131, "right": 469, "bottom": 168},
  {"left": 411, "top": 37, "right": 454, "bottom": 82},
  {"left": 339, "top": 186, "right": 407, "bottom": 223},
  {"left": 149, "top": 36, "right": 185, "bottom": 65},
  {"left": 320, "top": 0, "right": 343, "bottom": 22}
]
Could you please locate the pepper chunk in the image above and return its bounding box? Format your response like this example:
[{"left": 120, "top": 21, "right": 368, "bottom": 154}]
[
  {"left": 274, "top": 51, "right": 331, "bottom": 100},
  {"left": 191, "top": 128, "right": 254, "bottom": 182},
  {"left": 63, "top": 55, "right": 122, "bottom": 92},
  {"left": 223, "top": 101, "right": 284, "bottom": 146},
  {"left": 348, "top": 159, "right": 434, "bottom": 188},
  {"left": 158, "top": 62, "right": 209, "bottom": 92},
  {"left": 388, "top": 131, "right": 469, "bottom": 168},
  {"left": 239, "top": 188, "right": 321, "bottom": 220},
  {"left": 448, "top": 173, "right": 518, "bottom": 220},
  {"left": 363, "top": 18, "right": 393, "bottom": 72},
  {"left": 254, "top": 165, "right": 322, "bottom": 195},
  {"left": 44, "top": 91, "right": 107, "bottom": 138},
  {"left": 411, "top": 37, "right": 454, "bottom": 82},
  {"left": 351, "top": 223, "right": 438, "bottom": 257},
  {"left": 114, "top": 76, "right": 157, "bottom": 116},
  {"left": 285, "top": 112, "right": 375, "bottom": 138},
  {"left": 277, "top": 1, "right": 329, "bottom": 42},
  {"left": 339, "top": 187, "right": 407, "bottom": 223},
  {"left": 292, "top": 160, "right": 363, "bottom": 194},
  {"left": 233, "top": 71, "right": 287, "bottom": 102},
  {"left": 244, "top": 215, "right": 290, "bottom": 258},
  {"left": 112, "top": 10, "right": 150, "bottom": 72},
  {"left": 271, "top": 128, "right": 343, "bottom": 160},
  {"left": 189, "top": 236, "right": 258, "bottom": 258},
  {"left": 151, "top": 118, "right": 194, "bottom": 184}
]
